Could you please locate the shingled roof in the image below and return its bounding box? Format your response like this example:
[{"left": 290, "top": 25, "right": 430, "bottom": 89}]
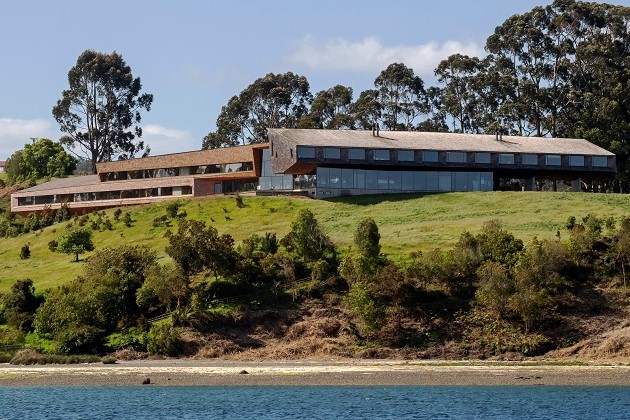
[
  {"left": 269, "top": 129, "right": 614, "bottom": 156},
  {"left": 95, "top": 143, "right": 267, "bottom": 173}
]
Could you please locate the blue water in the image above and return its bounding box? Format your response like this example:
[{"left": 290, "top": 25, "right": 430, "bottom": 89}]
[{"left": 1, "top": 386, "right": 630, "bottom": 419}]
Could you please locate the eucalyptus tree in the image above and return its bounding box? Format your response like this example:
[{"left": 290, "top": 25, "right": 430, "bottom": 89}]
[
  {"left": 298, "top": 85, "right": 354, "bottom": 129},
  {"left": 204, "top": 72, "right": 312, "bottom": 147},
  {"left": 373, "top": 63, "right": 429, "bottom": 130},
  {"left": 52, "top": 50, "right": 153, "bottom": 173}
]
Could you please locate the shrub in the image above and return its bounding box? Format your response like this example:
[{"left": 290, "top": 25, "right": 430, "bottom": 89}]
[
  {"left": 165, "top": 202, "right": 182, "bottom": 219},
  {"left": 48, "top": 240, "right": 59, "bottom": 252},
  {"left": 113, "top": 208, "right": 122, "bottom": 221},
  {"left": 20, "top": 244, "right": 31, "bottom": 260},
  {"left": 122, "top": 212, "right": 132, "bottom": 227},
  {"left": 146, "top": 323, "right": 181, "bottom": 356},
  {"left": 101, "top": 356, "right": 117, "bottom": 364}
]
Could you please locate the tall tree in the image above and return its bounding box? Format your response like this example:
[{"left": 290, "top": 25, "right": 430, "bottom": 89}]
[
  {"left": 298, "top": 85, "right": 354, "bottom": 129},
  {"left": 52, "top": 50, "right": 154, "bottom": 173},
  {"left": 374, "top": 63, "right": 428, "bottom": 130},
  {"left": 351, "top": 89, "right": 381, "bottom": 130},
  {"left": 204, "top": 72, "right": 312, "bottom": 147}
]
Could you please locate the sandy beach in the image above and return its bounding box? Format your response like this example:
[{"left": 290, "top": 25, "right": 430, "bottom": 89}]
[{"left": 2, "top": 360, "right": 630, "bottom": 386}]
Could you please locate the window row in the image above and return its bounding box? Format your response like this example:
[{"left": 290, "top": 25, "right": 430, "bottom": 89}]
[
  {"left": 102, "top": 162, "right": 253, "bottom": 182},
  {"left": 297, "top": 146, "right": 609, "bottom": 168},
  {"left": 16, "top": 186, "right": 193, "bottom": 206},
  {"left": 316, "top": 168, "right": 493, "bottom": 192}
]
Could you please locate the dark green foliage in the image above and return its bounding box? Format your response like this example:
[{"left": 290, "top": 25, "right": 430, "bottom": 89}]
[
  {"left": 152, "top": 215, "right": 171, "bottom": 227},
  {"left": 19, "top": 244, "right": 30, "bottom": 260},
  {"left": 4, "top": 138, "right": 76, "bottom": 185},
  {"left": 165, "top": 201, "right": 182, "bottom": 218},
  {"left": 122, "top": 212, "right": 132, "bottom": 227},
  {"left": 56, "top": 226, "right": 94, "bottom": 262},
  {"left": 0, "top": 279, "right": 43, "bottom": 332},
  {"left": 146, "top": 323, "right": 181, "bottom": 356},
  {"left": 53, "top": 50, "right": 153, "bottom": 173},
  {"left": 113, "top": 208, "right": 122, "bottom": 221},
  {"left": 47, "top": 240, "right": 59, "bottom": 252},
  {"left": 281, "top": 209, "right": 334, "bottom": 262},
  {"left": 165, "top": 219, "right": 238, "bottom": 278},
  {"left": 354, "top": 218, "right": 381, "bottom": 261}
]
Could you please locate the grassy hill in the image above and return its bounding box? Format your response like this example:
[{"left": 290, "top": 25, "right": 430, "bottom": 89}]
[{"left": 1, "top": 191, "right": 629, "bottom": 293}]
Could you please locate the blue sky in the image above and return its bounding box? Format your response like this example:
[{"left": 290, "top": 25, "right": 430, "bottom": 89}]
[{"left": 2, "top": 0, "right": 624, "bottom": 160}]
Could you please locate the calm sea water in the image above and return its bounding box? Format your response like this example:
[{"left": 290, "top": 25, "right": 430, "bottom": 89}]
[{"left": 1, "top": 386, "right": 629, "bottom": 419}]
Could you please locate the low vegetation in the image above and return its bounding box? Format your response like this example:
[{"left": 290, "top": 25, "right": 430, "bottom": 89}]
[{"left": 1, "top": 192, "right": 630, "bottom": 361}]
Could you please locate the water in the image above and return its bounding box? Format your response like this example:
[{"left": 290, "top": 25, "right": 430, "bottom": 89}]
[{"left": 1, "top": 386, "right": 630, "bottom": 419}]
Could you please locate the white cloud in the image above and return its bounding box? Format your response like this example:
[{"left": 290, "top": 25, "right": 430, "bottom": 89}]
[
  {"left": 288, "top": 36, "right": 484, "bottom": 77},
  {"left": 0, "top": 118, "right": 59, "bottom": 159},
  {"left": 141, "top": 124, "right": 199, "bottom": 156}
]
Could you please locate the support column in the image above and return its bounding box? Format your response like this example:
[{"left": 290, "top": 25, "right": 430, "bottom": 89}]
[
  {"left": 524, "top": 176, "right": 536, "bottom": 191},
  {"left": 571, "top": 178, "right": 582, "bottom": 192}
]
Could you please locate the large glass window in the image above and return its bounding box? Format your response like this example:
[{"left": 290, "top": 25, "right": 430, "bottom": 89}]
[
  {"left": 377, "top": 171, "right": 389, "bottom": 189},
  {"left": 592, "top": 156, "right": 608, "bottom": 167},
  {"left": 297, "top": 146, "right": 316, "bottom": 159},
  {"left": 398, "top": 150, "right": 415, "bottom": 162},
  {"left": 475, "top": 153, "right": 491, "bottom": 164},
  {"left": 317, "top": 167, "right": 329, "bottom": 188},
  {"left": 401, "top": 172, "right": 414, "bottom": 190},
  {"left": 373, "top": 149, "right": 390, "bottom": 161},
  {"left": 426, "top": 172, "right": 439, "bottom": 190},
  {"left": 454, "top": 172, "right": 468, "bottom": 191},
  {"left": 439, "top": 172, "right": 451, "bottom": 191},
  {"left": 341, "top": 169, "right": 353, "bottom": 188},
  {"left": 499, "top": 154, "right": 514, "bottom": 165},
  {"left": 569, "top": 155, "right": 585, "bottom": 166},
  {"left": 389, "top": 171, "right": 402, "bottom": 190},
  {"left": 414, "top": 172, "right": 427, "bottom": 190},
  {"left": 546, "top": 154, "right": 561, "bottom": 166},
  {"left": 447, "top": 152, "right": 466, "bottom": 163},
  {"left": 365, "top": 170, "right": 378, "bottom": 190},
  {"left": 348, "top": 148, "right": 365, "bottom": 160},
  {"left": 423, "top": 150, "right": 439, "bottom": 162},
  {"left": 354, "top": 170, "right": 366, "bottom": 189},
  {"left": 324, "top": 148, "right": 340, "bottom": 159},
  {"left": 521, "top": 154, "right": 538, "bottom": 165}
]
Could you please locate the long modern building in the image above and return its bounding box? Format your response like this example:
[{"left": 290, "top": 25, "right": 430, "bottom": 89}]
[{"left": 10, "top": 129, "right": 615, "bottom": 215}]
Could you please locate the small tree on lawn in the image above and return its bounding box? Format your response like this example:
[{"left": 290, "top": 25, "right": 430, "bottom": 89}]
[{"left": 57, "top": 226, "right": 95, "bottom": 262}]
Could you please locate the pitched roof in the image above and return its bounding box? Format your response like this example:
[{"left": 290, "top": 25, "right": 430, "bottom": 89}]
[
  {"left": 95, "top": 143, "right": 268, "bottom": 173},
  {"left": 269, "top": 129, "right": 614, "bottom": 156},
  {"left": 0, "top": 160, "right": 6, "bottom": 166},
  {"left": 15, "top": 175, "right": 101, "bottom": 194}
]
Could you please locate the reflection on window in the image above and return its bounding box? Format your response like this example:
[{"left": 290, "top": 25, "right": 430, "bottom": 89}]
[
  {"left": 475, "top": 153, "right": 491, "bottom": 164},
  {"left": 349, "top": 148, "right": 365, "bottom": 160},
  {"left": 423, "top": 150, "right": 439, "bottom": 162},
  {"left": 447, "top": 152, "right": 466, "bottom": 163},
  {"left": 521, "top": 154, "right": 538, "bottom": 165},
  {"left": 297, "top": 146, "right": 316, "bottom": 159},
  {"left": 373, "top": 149, "right": 390, "bottom": 161},
  {"left": 324, "top": 148, "right": 340, "bottom": 159},
  {"left": 546, "top": 155, "right": 561, "bottom": 166},
  {"left": 569, "top": 155, "right": 584, "bottom": 166},
  {"left": 592, "top": 156, "right": 608, "bottom": 167},
  {"left": 499, "top": 154, "right": 514, "bottom": 164},
  {"left": 398, "top": 150, "right": 414, "bottom": 162}
]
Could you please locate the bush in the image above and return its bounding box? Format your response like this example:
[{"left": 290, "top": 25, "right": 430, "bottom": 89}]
[
  {"left": 20, "top": 244, "right": 31, "bottom": 260},
  {"left": 165, "top": 202, "right": 182, "bottom": 218},
  {"left": 113, "top": 208, "right": 122, "bottom": 221},
  {"left": 146, "top": 323, "right": 181, "bottom": 356},
  {"left": 101, "top": 356, "right": 117, "bottom": 364},
  {"left": 48, "top": 240, "right": 59, "bottom": 252}
]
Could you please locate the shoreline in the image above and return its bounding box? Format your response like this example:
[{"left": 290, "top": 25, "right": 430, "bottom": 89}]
[{"left": 2, "top": 360, "right": 630, "bottom": 386}]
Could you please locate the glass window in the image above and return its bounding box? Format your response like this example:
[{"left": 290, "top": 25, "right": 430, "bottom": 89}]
[
  {"left": 592, "top": 156, "right": 608, "bottom": 168},
  {"left": 373, "top": 149, "right": 390, "bottom": 161},
  {"left": 454, "top": 172, "right": 468, "bottom": 191},
  {"left": 546, "top": 154, "right": 561, "bottom": 166},
  {"left": 521, "top": 154, "right": 538, "bottom": 165},
  {"left": 341, "top": 169, "right": 353, "bottom": 188},
  {"left": 365, "top": 170, "right": 378, "bottom": 190},
  {"left": 468, "top": 172, "right": 481, "bottom": 191},
  {"left": 447, "top": 152, "right": 466, "bottom": 163},
  {"left": 348, "top": 148, "right": 366, "bottom": 160},
  {"left": 439, "top": 172, "right": 451, "bottom": 191},
  {"left": 423, "top": 150, "right": 439, "bottom": 162},
  {"left": 475, "top": 153, "right": 491, "bottom": 164},
  {"left": 389, "top": 171, "right": 402, "bottom": 190},
  {"left": 328, "top": 168, "right": 341, "bottom": 188},
  {"left": 324, "top": 148, "right": 340, "bottom": 159},
  {"left": 414, "top": 172, "right": 427, "bottom": 191},
  {"left": 481, "top": 172, "right": 493, "bottom": 191},
  {"left": 377, "top": 171, "right": 389, "bottom": 189},
  {"left": 297, "top": 146, "right": 316, "bottom": 159},
  {"left": 499, "top": 154, "right": 514, "bottom": 164},
  {"left": 317, "top": 167, "right": 329, "bottom": 188},
  {"left": 426, "top": 172, "right": 439, "bottom": 191},
  {"left": 401, "top": 172, "right": 414, "bottom": 190},
  {"left": 569, "top": 155, "right": 585, "bottom": 166},
  {"left": 354, "top": 169, "right": 366, "bottom": 189},
  {"left": 398, "top": 150, "right": 415, "bottom": 162}
]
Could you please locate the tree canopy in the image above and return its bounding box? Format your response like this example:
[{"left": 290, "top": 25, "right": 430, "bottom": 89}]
[
  {"left": 4, "top": 138, "right": 76, "bottom": 185},
  {"left": 52, "top": 50, "right": 153, "bottom": 173}
]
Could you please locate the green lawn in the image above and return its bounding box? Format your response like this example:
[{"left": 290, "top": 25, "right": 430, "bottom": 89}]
[{"left": 1, "top": 192, "right": 629, "bottom": 293}]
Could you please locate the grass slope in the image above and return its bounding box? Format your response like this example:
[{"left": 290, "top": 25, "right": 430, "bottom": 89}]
[{"left": 1, "top": 191, "right": 629, "bottom": 293}]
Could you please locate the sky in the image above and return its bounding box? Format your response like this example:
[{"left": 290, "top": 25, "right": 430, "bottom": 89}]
[{"left": 2, "top": 0, "right": 627, "bottom": 160}]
